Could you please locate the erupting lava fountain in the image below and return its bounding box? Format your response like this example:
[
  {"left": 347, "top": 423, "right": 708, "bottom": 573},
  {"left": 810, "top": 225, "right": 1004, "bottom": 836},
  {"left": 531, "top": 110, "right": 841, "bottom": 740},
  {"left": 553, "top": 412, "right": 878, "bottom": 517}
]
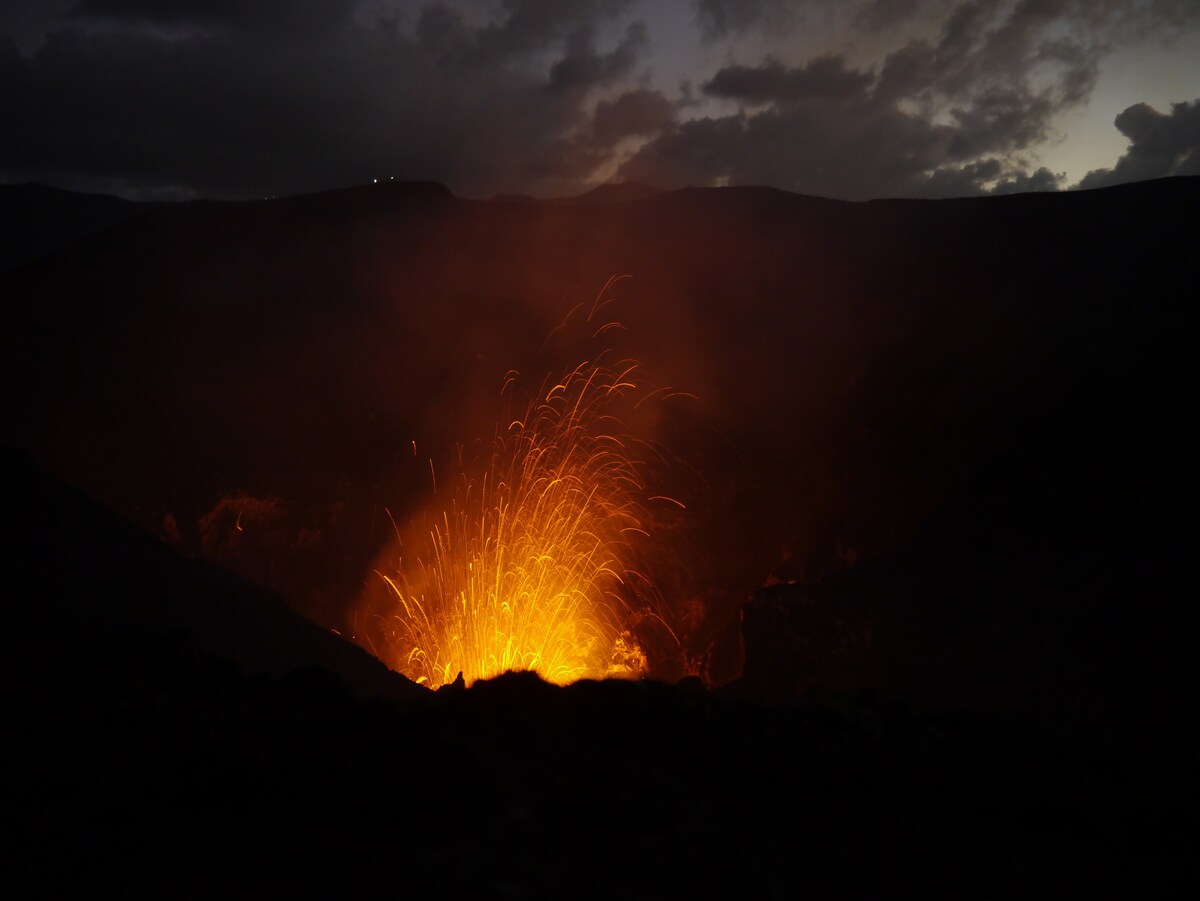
[{"left": 369, "top": 283, "right": 687, "bottom": 687}]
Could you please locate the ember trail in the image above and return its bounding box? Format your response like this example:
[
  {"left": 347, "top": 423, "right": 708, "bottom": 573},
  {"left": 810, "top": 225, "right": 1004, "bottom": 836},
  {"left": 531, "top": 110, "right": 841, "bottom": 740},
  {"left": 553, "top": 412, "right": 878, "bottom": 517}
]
[{"left": 375, "top": 353, "right": 676, "bottom": 688}]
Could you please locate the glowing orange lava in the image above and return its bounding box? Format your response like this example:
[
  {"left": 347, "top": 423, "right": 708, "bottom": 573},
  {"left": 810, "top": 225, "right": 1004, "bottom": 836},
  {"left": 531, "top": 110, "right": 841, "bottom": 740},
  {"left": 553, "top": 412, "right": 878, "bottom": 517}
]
[{"left": 373, "top": 352, "right": 673, "bottom": 688}]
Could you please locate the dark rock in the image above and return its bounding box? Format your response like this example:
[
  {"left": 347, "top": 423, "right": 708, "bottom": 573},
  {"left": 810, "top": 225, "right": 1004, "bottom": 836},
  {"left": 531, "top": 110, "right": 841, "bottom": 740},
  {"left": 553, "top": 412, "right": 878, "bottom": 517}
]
[
  {"left": 0, "top": 443, "right": 426, "bottom": 705},
  {"left": 741, "top": 582, "right": 875, "bottom": 699}
]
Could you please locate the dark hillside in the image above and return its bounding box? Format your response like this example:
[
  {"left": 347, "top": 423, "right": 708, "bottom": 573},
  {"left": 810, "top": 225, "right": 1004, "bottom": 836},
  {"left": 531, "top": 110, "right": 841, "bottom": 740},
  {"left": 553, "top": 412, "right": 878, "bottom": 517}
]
[
  {"left": 1, "top": 178, "right": 1196, "bottom": 893},
  {"left": 0, "top": 443, "right": 1191, "bottom": 894},
  {"left": 0, "top": 182, "right": 159, "bottom": 271},
  {"left": 1, "top": 176, "right": 1194, "bottom": 717},
  {"left": 1, "top": 443, "right": 424, "bottom": 705}
]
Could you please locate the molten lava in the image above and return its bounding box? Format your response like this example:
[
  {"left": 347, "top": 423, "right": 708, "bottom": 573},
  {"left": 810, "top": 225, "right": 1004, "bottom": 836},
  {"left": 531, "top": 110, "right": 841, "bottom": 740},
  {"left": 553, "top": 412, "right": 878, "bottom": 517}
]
[{"left": 374, "top": 354, "right": 674, "bottom": 687}]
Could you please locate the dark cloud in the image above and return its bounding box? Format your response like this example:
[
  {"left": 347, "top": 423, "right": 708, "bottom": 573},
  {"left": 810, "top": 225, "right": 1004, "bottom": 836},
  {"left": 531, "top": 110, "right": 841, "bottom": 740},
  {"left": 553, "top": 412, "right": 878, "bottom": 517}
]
[
  {"left": 882, "top": 1, "right": 1102, "bottom": 105},
  {"left": 74, "top": 0, "right": 357, "bottom": 36},
  {"left": 702, "top": 55, "right": 874, "bottom": 105},
  {"left": 0, "top": 0, "right": 1197, "bottom": 201},
  {"left": 1114, "top": 0, "right": 1200, "bottom": 37},
  {"left": 621, "top": 91, "right": 978, "bottom": 199},
  {"left": 923, "top": 159, "right": 1062, "bottom": 196},
  {"left": 853, "top": 0, "right": 921, "bottom": 33},
  {"left": 612, "top": 114, "right": 747, "bottom": 189},
  {"left": 623, "top": 1, "right": 1146, "bottom": 198},
  {"left": 523, "top": 86, "right": 678, "bottom": 183},
  {"left": 694, "top": 0, "right": 804, "bottom": 41},
  {"left": 1077, "top": 100, "right": 1200, "bottom": 189},
  {"left": 546, "top": 21, "right": 645, "bottom": 95},
  {"left": 589, "top": 88, "right": 678, "bottom": 145},
  {"left": 0, "top": 0, "right": 647, "bottom": 198},
  {"left": 945, "top": 84, "right": 1058, "bottom": 158},
  {"left": 873, "top": 38, "right": 935, "bottom": 102},
  {"left": 992, "top": 165, "right": 1060, "bottom": 194},
  {"left": 919, "top": 157, "right": 1004, "bottom": 196},
  {"left": 491, "top": 0, "right": 636, "bottom": 47}
]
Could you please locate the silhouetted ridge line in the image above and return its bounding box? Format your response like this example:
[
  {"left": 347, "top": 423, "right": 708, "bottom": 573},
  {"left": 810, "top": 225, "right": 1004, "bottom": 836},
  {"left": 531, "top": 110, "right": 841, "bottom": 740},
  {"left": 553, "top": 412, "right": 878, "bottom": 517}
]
[{"left": 0, "top": 443, "right": 425, "bottom": 704}]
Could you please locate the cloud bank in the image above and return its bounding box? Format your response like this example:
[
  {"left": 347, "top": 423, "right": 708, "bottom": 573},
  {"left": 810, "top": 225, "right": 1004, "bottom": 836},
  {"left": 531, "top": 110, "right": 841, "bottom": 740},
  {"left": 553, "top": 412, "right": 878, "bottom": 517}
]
[{"left": 1, "top": 0, "right": 1198, "bottom": 200}]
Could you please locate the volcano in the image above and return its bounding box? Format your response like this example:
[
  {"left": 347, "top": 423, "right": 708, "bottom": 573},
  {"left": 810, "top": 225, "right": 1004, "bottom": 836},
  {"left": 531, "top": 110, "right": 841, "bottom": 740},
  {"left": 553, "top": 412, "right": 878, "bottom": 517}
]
[{"left": 0, "top": 176, "right": 1195, "bottom": 892}]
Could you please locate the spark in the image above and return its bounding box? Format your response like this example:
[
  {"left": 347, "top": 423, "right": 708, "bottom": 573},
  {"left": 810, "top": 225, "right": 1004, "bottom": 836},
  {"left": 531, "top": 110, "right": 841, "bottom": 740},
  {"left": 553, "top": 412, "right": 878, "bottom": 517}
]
[{"left": 374, "top": 356, "right": 660, "bottom": 688}]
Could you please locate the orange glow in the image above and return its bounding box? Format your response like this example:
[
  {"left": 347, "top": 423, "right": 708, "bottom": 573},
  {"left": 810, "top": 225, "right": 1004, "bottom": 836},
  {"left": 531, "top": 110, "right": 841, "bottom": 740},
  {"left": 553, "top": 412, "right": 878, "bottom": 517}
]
[{"left": 372, "top": 352, "right": 673, "bottom": 688}]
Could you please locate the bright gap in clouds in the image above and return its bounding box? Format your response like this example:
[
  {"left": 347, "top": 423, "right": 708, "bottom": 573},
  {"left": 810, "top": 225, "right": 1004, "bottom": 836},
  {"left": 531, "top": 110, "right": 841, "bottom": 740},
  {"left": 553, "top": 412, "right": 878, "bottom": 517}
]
[{"left": 1046, "top": 28, "right": 1200, "bottom": 184}]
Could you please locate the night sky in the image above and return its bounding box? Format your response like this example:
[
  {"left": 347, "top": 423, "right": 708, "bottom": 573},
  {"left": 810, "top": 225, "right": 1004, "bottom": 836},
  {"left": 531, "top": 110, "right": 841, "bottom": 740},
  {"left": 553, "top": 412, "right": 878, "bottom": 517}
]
[{"left": 3, "top": 1, "right": 1199, "bottom": 200}]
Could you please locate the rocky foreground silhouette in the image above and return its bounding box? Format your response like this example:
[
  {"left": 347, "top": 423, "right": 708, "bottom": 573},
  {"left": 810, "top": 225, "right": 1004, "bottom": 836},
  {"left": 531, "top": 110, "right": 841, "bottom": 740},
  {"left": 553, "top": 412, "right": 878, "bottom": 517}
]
[
  {"left": 1, "top": 444, "right": 1193, "bottom": 894},
  {"left": 1, "top": 177, "right": 1195, "bottom": 891}
]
